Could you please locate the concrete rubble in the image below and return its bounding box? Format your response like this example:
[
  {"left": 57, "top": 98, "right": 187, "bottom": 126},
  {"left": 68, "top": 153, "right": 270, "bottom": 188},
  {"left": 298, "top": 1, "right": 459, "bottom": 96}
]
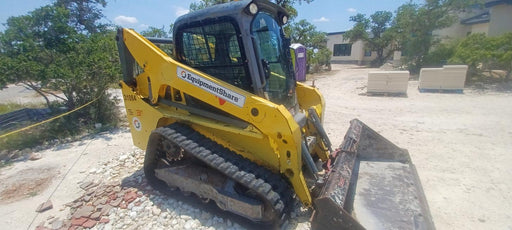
[{"left": 34, "top": 149, "right": 311, "bottom": 230}]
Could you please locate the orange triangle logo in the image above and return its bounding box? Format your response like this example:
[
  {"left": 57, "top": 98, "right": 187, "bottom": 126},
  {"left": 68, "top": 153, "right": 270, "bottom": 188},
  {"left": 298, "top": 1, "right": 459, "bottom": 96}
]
[{"left": 218, "top": 97, "right": 226, "bottom": 105}]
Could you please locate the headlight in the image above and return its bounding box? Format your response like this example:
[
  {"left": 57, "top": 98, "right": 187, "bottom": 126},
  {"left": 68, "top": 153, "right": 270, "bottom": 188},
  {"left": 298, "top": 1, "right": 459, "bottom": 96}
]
[{"left": 249, "top": 3, "right": 258, "bottom": 15}]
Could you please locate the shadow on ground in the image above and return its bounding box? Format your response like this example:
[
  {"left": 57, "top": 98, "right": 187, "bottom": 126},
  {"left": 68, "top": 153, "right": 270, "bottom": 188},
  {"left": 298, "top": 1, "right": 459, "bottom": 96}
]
[{"left": 120, "top": 168, "right": 307, "bottom": 230}]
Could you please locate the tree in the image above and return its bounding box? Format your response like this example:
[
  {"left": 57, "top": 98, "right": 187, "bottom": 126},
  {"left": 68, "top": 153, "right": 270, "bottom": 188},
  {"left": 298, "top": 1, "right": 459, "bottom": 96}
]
[
  {"left": 54, "top": 0, "right": 107, "bottom": 34},
  {"left": 288, "top": 20, "right": 331, "bottom": 71},
  {"left": 190, "top": 0, "right": 313, "bottom": 20},
  {"left": 392, "top": 0, "right": 482, "bottom": 73},
  {"left": 344, "top": 11, "right": 394, "bottom": 66},
  {"left": 187, "top": 0, "right": 328, "bottom": 71},
  {"left": 0, "top": 6, "right": 75, "bottom": 106},
  {"left": 141, "top": 25, "right": 174, "bottom": 56},
  {"left": 0, "top": 0, "right": 120, "bottom": 129},
  {"left": 450, "top": 33, "right": 512, "bottom": 81},
  {"left": 141, "top": 26, "right": 169, "bottom": 38}
]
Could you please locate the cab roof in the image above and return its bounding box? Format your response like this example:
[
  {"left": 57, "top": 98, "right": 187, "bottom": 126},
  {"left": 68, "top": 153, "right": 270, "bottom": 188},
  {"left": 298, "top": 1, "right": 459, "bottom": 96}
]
[{"left": 173, "top": 0, "right": 289, "bottom": 31}]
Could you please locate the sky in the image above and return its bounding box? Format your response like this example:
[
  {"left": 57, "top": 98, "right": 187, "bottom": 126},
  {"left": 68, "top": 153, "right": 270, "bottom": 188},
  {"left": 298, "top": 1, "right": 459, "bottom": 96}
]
[{"left": 0, "top": 0, "right": 421, "bottom": 33}]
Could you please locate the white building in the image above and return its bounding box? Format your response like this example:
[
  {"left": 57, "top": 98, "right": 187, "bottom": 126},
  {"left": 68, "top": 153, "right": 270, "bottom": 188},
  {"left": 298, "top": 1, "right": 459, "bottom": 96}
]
[{"left": 326, "top": 0, "right": 512, "bottom": 64}]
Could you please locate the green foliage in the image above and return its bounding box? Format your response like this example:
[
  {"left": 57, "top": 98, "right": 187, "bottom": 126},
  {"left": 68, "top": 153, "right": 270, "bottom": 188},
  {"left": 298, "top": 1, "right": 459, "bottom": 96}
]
[
  {"left": 344, "top": 11, "right": 394, "bottom": 67},
  {"left": 287, "top": 20, "right": 331, "bottom": 72},
  {"left": 190, "top": 0, "right": 231, "bottom": 11},
  {"left": 450, "top": 33, "right": 512, "bottom": 81},
  {"left": 189, "top": 0, "right": 313, "bottom": 20},
  {"left": 0, "top": 126, "right": 48, "bottom": 152},
  {"left": 141, "top": 26, "right": 173, "bottom": 56},
  {"left": 0, "top": 0, "right": 120, "bottom": 151},
  {"left": 423, "top": 39, "right": 460, "bottom": 67},
  {"left": 141, "top": 26, "right": 169, "bottom": 38},
  {"left": 392, "top": 0, "right": 482, "bottom": 73},
  {"left": 0, "top": 102, "right": 44, "bottom": 115},
  {"left": 54, "top": 0, "right": 107, "bottom": 34}
]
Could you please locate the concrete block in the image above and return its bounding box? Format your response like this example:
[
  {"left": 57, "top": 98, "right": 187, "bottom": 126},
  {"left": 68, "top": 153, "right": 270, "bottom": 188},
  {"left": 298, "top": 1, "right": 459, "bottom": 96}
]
[
  {"left": 367, "top": 71, "right": 409, "bottom": 94},
  {"left": 419, "top": 65, "right": 467, "bottom": 90}
]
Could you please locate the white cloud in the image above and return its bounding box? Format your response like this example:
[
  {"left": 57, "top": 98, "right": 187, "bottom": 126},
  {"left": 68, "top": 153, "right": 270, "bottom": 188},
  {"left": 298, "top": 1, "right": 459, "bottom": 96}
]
[
  {"left": 347, "top": 8, "right": 357, "bottom": 13},
  {"left": 313, "top": 17, "right": 330, "bottom": 22},
  {"left": 175, "top": 7, "right": 189, "bottom": 17},
  {"left": 114, "top": 15, "right": 138, "bottom": 25},
  {"left": 138, "top": 24, "right": 150, "bottom": 30}
]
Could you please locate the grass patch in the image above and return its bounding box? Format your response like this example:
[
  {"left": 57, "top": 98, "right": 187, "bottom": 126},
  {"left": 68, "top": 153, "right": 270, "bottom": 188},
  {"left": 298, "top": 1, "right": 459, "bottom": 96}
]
[{"left": 0, "top": 102, "right": 46, "bottom": 115}]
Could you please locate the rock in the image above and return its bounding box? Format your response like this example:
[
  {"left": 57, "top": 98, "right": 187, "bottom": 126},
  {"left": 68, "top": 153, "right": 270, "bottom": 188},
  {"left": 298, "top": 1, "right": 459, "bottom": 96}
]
[
  {"left": 36, "top": 200, "right": 53, "bottom": 213},
  {"left": 51, "top": 219, "right": 63, "bottom": 229},
  {"left": 108, "top": 193, "right": 117, "bottom": 201},
  {"left": 93, "top": 197, "right": 108, "bottom": 206},
  {"left": 184, "top": 220, "right": 197, "bottom": 229},
  {"left": 90, "top": 211, "right": 102, "bottom": 220},
  {"left": 123, "top": 191, "right": 137, "bottom": 203},
  {"left": 129, "top": 211, "right": 137, "bottom": 219},
  {"left": 72, "top": 205, "right": 95, "bottom": 218},
  {"left": 181, "top": 215, "right": 192, "bottom": 221},
  {"left": 99, "top": 218, "right": 110, "bottom": 223},
  {"left": 94, "top": 186, "right": 107, "bottom": 197},
  {"left": 21, "top": 148, "right": 32, "bottom": 155},
  {"left": 34, "top": 225, "right": 47, "bottom": 230},
  {"left": 171, "top": 219, "right": 178, "bottom": 225},
  {"left": 71, "top": 201, "right": 83, "bottom": 209},
  {"left": 29, "top": 152, "right": 42, "bottom": 161},
  {"left": 71, "top": 217, "right": 88, "bottom": 226},
  {"left": 132, "top": 205, "right": 144, "bottom": 213},
  {"left": 103, "top": 222, "right": 113, "bottom": 230},
  {"left": 82, "top": 219, "right": 97, "bottom": 228},
  {"left": 83, "top": 195, "right": 91, "bottom": 202},
  {"left": 152, "top": 207, "right": 161, "bottom": 216},
  {"left": 110, "top": 197, "right": 122, "bottom": 207},
  {"left": 201, "top": 211, "right": 212, "bottom": 220},
  {"left": 100, "top": 204, "right": 113, "bottom": 216},
  {"left": 9, "top": 150, "right": 21, "bottom": 159},
  {"left": 227, "top": 219, "right": 232, "bottom": 227},
  {"left": 119, "top": 155, "right": 128, "bottom": 162},
  {"left": 79, "top": 181, "right": 96, "bottom": 190}
]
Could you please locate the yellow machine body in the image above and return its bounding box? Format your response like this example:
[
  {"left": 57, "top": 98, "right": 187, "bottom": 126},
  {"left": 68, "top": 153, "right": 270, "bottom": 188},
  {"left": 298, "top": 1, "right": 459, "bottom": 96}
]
[{"left": 119, "top": 28, "right": 327, "bottom": 206}]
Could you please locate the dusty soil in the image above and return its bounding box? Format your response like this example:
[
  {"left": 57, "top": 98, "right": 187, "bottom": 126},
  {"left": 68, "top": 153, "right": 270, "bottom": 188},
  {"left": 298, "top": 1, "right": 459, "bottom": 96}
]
[
  {"left": 0, "top": 167, "right": 57, "bottom": 204},
  {"left": 0, "top": 64, "right": 511, "bottom": 229},
  {"left": 313, "top": 65, "right": 512, "bottom": 230}
]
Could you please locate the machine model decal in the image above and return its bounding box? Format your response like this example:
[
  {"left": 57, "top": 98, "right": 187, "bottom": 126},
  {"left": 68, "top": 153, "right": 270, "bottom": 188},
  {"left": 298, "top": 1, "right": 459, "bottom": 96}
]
[
  {"left": 132, "top": 117, "right": 142, "bottom": 131},
  {"left": 177, "top": 67, "right": 246, "bottom": 108}
]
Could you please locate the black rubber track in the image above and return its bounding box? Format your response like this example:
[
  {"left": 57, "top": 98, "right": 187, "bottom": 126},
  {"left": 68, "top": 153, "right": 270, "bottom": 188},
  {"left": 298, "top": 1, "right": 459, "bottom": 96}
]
[{"left": 144, "top": 123, "right": 294, "bottom": 225}]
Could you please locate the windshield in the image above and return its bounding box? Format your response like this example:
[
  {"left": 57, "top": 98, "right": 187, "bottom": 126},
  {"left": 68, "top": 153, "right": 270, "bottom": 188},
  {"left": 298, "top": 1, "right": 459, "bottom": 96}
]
[{"left": 251, "top": 12, "right": 296, "bottom": 108}]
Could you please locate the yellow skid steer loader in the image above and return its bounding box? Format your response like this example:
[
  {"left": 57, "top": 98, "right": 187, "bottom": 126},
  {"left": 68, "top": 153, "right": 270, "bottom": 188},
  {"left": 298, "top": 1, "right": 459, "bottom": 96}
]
[{"left": 116, "top": 0, "right": 434, "bottom": 229}]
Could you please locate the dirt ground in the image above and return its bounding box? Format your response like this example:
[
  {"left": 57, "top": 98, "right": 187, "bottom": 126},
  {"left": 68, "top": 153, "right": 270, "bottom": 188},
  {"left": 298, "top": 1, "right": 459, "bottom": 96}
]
[
  {"left": 0, "top": 64, "right": 511, "bottom": 229},
  {"left": 314, "top": 65, "right": 512, "bottom": 230}
]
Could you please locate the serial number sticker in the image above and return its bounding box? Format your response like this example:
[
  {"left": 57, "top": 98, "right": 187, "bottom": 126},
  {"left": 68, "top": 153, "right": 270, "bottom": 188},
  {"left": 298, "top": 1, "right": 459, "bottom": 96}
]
[
  {"left": 177, "top": 67, "right": 246, "bottom": 108},
  {"left": 123, "top": 94, "right": 137, "bottom": 101}
]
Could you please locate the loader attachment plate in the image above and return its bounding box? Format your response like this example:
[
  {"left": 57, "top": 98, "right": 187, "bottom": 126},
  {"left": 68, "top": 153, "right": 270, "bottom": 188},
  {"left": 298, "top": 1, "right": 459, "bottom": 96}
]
[{"left": 311, "top": 119, "right": 434, "bottom": 230}]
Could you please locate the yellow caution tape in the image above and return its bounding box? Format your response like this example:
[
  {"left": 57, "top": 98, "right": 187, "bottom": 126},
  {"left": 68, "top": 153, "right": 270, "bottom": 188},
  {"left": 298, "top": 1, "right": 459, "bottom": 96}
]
[{"left": 0, "top": 95, "right": 102, "bottom": 139}]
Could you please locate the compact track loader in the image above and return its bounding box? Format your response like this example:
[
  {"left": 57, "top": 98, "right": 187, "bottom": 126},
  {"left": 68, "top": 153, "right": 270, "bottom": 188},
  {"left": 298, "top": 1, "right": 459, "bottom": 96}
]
[{"left": 116, "top": 0, "right": 434, "bottom": 229}]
